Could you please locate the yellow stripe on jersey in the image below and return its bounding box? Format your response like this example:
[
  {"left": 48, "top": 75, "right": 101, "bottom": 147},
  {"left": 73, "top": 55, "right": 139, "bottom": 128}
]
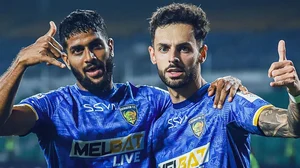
[{"left": 253, "top": 104, "right": 273, "bottom": 126}]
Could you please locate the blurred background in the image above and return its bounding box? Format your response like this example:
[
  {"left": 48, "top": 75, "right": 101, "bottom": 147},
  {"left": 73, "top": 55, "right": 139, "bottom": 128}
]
[{"left": 0, "top": 0, "right": 300, "bottom": 167}]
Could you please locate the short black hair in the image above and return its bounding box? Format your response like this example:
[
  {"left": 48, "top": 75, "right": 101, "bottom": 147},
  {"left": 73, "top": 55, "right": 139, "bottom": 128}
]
[
  {"left": 149, "top": 3, "right": 210, "bottom": 45},
  {"left": 59, "top": 9, "right": 108, "bottom": 48}
]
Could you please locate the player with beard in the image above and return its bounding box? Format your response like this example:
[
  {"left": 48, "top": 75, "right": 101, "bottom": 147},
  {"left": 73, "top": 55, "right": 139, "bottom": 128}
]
[
  {"left": 0, "top": 10, "right": 246, "bottom": 167},
  {"left": 149, "top": 3, "right": 300, "bottom": 168}
]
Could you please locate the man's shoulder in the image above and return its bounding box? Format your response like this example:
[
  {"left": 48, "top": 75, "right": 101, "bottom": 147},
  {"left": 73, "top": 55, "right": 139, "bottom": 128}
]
[
  {"left": 46, "top": 85, "right": 75, "bottom": 97},
  {"left": 123, "top": 82, "right": 169, "bottom": 96},
  {"left": 26, "top": 85, "right": 75, "bottom": 102},
  {"left": 235, "top": 92, "right": 265, "bottom": 103}
]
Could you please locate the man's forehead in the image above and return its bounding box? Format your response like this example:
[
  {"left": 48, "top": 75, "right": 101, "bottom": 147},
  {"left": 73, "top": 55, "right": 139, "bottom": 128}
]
[
  {"left": 154, "top": 24, "right": 195, "bottom": 44},
  {"left": 66, "top": 31, "right": 106, "bottom": 47}
]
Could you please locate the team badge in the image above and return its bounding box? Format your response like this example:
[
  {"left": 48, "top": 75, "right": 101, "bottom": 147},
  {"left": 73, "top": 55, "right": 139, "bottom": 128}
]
[
  {"left": 189, "top": 115, "right": 206, "bottom": 138},
  {"left": 120, "top": 104, "right": 138, "bottom": 125}
]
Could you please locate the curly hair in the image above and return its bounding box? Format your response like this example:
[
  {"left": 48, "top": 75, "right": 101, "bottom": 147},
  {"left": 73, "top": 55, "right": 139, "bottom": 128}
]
[
  {"left": 59, "top": 9, "right": 108, "bottom": 48},
  {"left": 149, "top": 3, "right": 210, "bottom": 45}
]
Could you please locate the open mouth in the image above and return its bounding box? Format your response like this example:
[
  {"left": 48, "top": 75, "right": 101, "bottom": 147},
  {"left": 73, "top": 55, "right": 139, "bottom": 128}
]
[
  {"left": 166, "top": 68, "right": 184, "bottom": 78},
  {"left": 84, "top": 65, "right": 104, "bottom": 78}
]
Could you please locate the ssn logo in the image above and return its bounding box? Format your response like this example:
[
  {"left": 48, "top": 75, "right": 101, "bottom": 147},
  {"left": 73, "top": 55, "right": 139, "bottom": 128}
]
[
  {"left": 158, "top": 143, "right": 210, "bottom": 168},
  {"left": 168, "top": 115, "right": 188, "bottom": 129},
  {"left": 83, "top": 103, "right": 116, "bottom": 112}
]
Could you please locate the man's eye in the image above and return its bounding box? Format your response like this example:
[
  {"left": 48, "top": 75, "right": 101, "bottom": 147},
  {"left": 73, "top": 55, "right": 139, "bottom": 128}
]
[
  {"left": 92, "top": 44, "right": 103, "bottom": 50},
  {"left": 73, "top": 48, "right": 83, "bottom": 55},
  {"left": 71, "top": 46, "right": 84, "bottom": 55},
  {"left": 180, "top": 46, "right": 190, "bottom": 53},
  {"left": 159, "top": 46, "right": 169, "bottom": 53}
]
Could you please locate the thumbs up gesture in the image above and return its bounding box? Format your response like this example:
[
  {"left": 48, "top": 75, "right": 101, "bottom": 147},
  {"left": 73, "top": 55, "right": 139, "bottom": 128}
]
[
  {"left": 268, "top": 40, "right": 300, "bottom": 96},
  {"left": 17, "top": 21, "right": 66, "bottom": 68}
]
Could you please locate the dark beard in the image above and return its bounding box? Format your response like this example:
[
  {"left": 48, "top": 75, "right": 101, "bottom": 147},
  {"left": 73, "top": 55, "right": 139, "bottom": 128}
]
[
  {"left": 157, "top": 66, "right": 197, "bottom": 89},
  {"left": 71, "top": 56, "right": 114, "bottom": 93}
]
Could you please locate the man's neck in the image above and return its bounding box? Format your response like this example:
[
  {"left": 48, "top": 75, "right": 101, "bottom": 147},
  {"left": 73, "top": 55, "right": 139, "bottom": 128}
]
[
  {"left": 167, "top": 77, "right": 206, "bottom": 104},
  {"left": 77, "top": 81, "right": 114, "bottom": 96}
]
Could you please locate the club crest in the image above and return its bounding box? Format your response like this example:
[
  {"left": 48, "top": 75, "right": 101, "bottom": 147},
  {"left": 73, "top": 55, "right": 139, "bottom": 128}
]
[
  {"left": 120, "top": 105, "right": 138, "bottom": 125},
  {"left": 189, "top": 115, "right": 206, "bottom": 138}
]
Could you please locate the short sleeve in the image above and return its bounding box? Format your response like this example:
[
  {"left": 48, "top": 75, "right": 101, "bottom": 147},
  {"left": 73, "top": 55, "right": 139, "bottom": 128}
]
[
  {"left": 228, "top": 92, "right": 273, "bottom": 135},
  {"left": 17, "top": 93, "right": 54, "bottom": 135}
]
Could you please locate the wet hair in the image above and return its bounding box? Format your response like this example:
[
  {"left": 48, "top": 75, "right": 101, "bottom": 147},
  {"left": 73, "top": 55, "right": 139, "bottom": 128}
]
[
  {"left": 59, "top": 9, "right": 108, "bottom": 48},
  {"left": 149, "top": 3, "right": 210, "bottom": 46}
]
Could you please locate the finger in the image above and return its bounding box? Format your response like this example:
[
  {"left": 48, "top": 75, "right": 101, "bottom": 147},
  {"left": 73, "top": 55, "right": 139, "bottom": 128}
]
[
  {"left": 278, "top": 40, "right": 287, "bottom": 62},
  {"left": 217, "top": 88, "right": 228, "bottom": 109},
  {"left": 45, "top": 57, "right": 66, "bottom": 68},
  {"left": 268, "top": 63, "right": 275, "bottom": 78},
  {"left": 268, "top": 62, "right": 288, "bottom": 78},
  {"left": 271, "top": 65, "right": 295, "bottom": 77},
  {"left": 223, "top": 80, "right": 233, "bottom": 101},
  {"left": 213, "top": 80, "right": 225, "bottom": 108},
  {"left": 47, "top": 42, "right": 63, "bottom": 58},
  {"left": 224, "top": 80, "right": 234, "bottom": 92},
  {"left": 46, "top": 21, "right": 57, "bottom": 37},
  {"left": 274, "top": 72, "right": 296, "bottom": 82},
  {"left": 208, "top": 82, "right": 216, "bottom": 96},
  {"left": 238, "top": 85, "right": 249, "bottom": 95},
  {"left": 47, "top": 36, "right": 63, "bottom": 51},
  {"left": 270, "top": 79, "right": 294, "bottom": 87},
  {"left": 227, "top": 84, "right": 239, "bottom": 102},
  {"left": 41, "top": 52, "right": 66, "bottom": 68}
]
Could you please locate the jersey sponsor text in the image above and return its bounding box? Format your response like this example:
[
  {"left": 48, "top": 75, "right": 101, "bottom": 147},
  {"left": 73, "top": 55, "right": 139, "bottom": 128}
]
[{"left": 158, "top": 143, "right": 210, "bottom": 168}]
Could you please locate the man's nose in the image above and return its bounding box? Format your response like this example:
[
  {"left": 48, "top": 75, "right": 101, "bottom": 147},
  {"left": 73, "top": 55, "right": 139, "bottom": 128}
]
[
  {"left": 168, "top": 50, "right": 180, "bottom": 63},
  {"left": 84, "top": 49, "right": 96, "bottom": 62}
]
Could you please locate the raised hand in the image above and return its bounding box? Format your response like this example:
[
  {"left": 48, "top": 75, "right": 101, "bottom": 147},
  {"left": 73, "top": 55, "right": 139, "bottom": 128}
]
[
  {"left": 208, "top": 76, "right": 248, "bottom": 109},
  {"left": 16, "top": 21, "right": 66, "bottom": 69},
  {"left": 268, "top": 40, "right": 300, "bottom": 96}
]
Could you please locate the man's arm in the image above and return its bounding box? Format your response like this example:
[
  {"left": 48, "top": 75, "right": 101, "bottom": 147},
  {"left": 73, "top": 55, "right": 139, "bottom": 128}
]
[
  {"left": 0, "top": 60, "right": 27, "bottom": 126},
  {"left": 258, "top": 40, "right": 300, "bottom": 138},
  {"left": 0, "top": 105, "right": 38, "bottom": 136},
  {"left": 0, "top": 21, "right": 65, "bottom": 136},
  {"left": 258, "top": 103, "right": 300, "bottom": 137}
]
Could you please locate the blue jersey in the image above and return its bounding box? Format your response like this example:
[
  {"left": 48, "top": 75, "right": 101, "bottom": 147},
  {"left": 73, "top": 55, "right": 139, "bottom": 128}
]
[
  {"left": 18, "top": 82, "right": 171, "bottom": 168},
  {"left": 151, "top": 83, "right": 272, "bottom": 168}
]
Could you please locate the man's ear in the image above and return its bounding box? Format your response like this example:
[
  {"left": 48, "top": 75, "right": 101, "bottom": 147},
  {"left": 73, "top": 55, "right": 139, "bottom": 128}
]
[
  {"left": 199, "top": 44, "right": 208, "bottom": 63},
  {"left": 148, "top": 46, "right": 157, "bottom": 64},
  {"left": 62, "top": 52, "right": 71, "bottom": 70},
  {"left": 108, "top": 38, "right": 114, "bottom": 57}
]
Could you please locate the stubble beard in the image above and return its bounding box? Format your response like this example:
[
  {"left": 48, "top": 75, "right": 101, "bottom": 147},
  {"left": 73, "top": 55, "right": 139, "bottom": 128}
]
[
  {"left": 71, "top": 56, "right": 114, "bottom": 92},
  {"left": 157, "top": 65, "right": 198, "bottom": 89}
]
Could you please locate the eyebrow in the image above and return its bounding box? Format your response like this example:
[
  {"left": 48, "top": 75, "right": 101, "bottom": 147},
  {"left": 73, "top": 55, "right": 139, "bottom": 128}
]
[
  {"left": 156, "top": 42, "right": 192, "bottom": 48},
  {"left": 156, "top": 43, "right": 170, "bottom": 48},
  {"left": 69, "top": 45, "right": 83, "bottom": 52},
  {"left": 69, "top": 38, "right": 104, "bottom": 51},
  {"left": 177, "top": 42, "right": 192, "bottom": 47},
  {"left": 89, "top": 38, "right": 104, "bottom": 47}
]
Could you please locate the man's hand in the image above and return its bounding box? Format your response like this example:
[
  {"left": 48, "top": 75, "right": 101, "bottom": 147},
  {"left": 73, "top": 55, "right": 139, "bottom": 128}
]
[
  {"left": 208, "top": 76, "right": 248, "bottom": 109},
  {"left": 268, "top": 40, "right": 300, "bottom": 96},
  {"left": 258, "top": 40, "right": 300, "bottom": 137},
  {"left": 16, "top": 21, "right": 66, "bottom": 69}
]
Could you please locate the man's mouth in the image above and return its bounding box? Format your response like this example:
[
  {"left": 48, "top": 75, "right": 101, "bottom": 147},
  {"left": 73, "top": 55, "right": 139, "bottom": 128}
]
[
  {"left": 85, "top": 65, "right": 104, "bottom": 78},
  {"left": 166, "top": 68, "right": 184, "bottom": 78}
]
